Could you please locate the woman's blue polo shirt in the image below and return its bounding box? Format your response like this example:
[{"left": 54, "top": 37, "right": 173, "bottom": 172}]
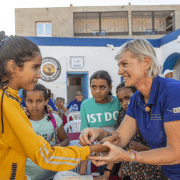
[{"left": 126, "top": 76, "right": 180, "bottom": 180}]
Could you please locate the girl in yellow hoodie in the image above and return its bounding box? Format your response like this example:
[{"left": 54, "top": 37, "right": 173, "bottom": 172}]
[{"left": 0, "top": 36, "right": 118, "bottom": 180}]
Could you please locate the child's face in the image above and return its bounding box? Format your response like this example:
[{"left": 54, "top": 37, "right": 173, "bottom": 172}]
[
  {"left": 8, "top": 55, "right": 42, "bottom": 91},
  {"left": 90, "top": 78, "right": 112, "bottom": 104},
  {"left": 55, "top": 100, "right": 64, "bottom": 109},
  {"left": 116, "top": 88, "right": 134, "bottom": 111},
  {"left": 25, "top": 90, "right": 48, "bottom": 117}
]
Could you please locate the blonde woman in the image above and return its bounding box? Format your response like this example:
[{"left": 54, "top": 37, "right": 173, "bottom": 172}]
[{"left": 79, "top": 38, "right": 180, "bottom": 180}]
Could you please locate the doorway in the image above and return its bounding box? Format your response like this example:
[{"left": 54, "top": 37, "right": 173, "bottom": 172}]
[{"left": 67, "top": 72, "right": 88, "bottom": 104}]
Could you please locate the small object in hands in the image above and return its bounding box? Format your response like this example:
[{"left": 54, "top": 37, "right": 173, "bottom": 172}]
[
  {"left": 127, "top": 150, "right": 137, "bottom": 163},
  {"left": 100, "top": 142, "right": 104, "bottom": 145}
]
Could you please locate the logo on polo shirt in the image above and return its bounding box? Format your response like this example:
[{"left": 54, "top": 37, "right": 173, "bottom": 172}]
[
  {"left": 151, "top": 114, "right": 162, "bottom": 120},
  {"left": 173, "top": 107, "right": 180, "bottom": 113}
]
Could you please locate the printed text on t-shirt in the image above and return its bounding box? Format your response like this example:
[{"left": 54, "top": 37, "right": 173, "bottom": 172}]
[{"left": 87, "top": 111, "right": 119, "bottom": 123}]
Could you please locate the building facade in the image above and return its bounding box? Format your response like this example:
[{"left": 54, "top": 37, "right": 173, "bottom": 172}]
[
  {"left": 15, "top": 4, "right": 180, "bottom": 39},
  {"left": 15, "top": 5, "right": 180, "bottom": 103},
  {"left": 22, "top": 29, "right": 180, "bottom": 103}
]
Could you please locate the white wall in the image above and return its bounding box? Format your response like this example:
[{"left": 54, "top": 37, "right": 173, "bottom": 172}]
[{"left": 37, "top": 45, "right": 161, "bottom": 102}]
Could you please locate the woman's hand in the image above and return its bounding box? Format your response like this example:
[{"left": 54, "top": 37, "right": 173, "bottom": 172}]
[
  {"left": 129, "top": 141, "right": 151, "bottom": 151},
  {"left": 79, "top": 128, "right": 103, "bottom": 146},
  {"left": 88, "top": 141, "right": 128, "bottom": 167}
]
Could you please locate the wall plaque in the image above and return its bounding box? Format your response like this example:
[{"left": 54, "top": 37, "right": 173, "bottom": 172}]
[
  {"left": 70, "top": 56, "right": 84, "bottom": 69},
  {"left": 40, "top": 57, "right": 61, "bottom": 82}
]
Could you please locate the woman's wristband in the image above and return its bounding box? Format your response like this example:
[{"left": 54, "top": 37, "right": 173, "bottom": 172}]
[{"left": 127, "top": 150, "right": 137, "bottom": 163}]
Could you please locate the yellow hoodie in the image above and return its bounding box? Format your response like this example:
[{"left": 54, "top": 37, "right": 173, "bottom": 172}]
[{"left": 0, "top": 87, "right": 90, "bottom": 180}]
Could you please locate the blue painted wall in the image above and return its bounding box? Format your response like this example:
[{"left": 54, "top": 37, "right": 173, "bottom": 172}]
[
  {"left": 25, "top": 28, "right": 180, "bottom": 48},
  {"left": 25, "top": 36, "right": 161, "bottom": 47}
]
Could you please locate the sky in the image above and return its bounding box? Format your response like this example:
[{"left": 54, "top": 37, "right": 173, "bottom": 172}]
[{"left": 1, "top": 0, "right": 180, "bottom": 36}]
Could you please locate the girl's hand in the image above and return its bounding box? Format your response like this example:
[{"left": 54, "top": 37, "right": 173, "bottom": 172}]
[
  {"left": 47, "top": 105, "right": 53, "bottom": 113},
  {"left": 99, "top": 136, "right": 120, "bottom": 156},
  {"left": 129, "top": 141, "right": 150, "bottom": 151},
  {"left": 88, "top": 141, "right": 128, "bottom": 167},
  {"left": 100, "top": 135, "right": 120, "bottom": 147}
]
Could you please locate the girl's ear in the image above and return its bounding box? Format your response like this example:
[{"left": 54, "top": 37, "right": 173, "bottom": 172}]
[
  {"left": 7, "top": 60, "right": 17, "bottom": 73},
  {"left": 45, "top": 98, "right": 49, "bottom": 105}
]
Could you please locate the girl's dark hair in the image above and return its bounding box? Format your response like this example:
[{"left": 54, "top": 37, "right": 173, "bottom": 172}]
[
  {"left": 116, "top": 82, "right": 137, "bottom": 93},
  {"left": 23, "top": 84, "right": 52, "bottom": 120},
  {"left": 90, "top": 70, "right": 113, "bottom": 96},
  {"left": 0, "top": 36, "right": 41, "bottom": 88},
  {"left": 47, "top": 89, "right": 51, "bottom": 99}
]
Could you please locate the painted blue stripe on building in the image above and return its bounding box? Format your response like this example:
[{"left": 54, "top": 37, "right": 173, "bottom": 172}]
[
  {"left": 24, "top": 28, "right": 180, "bottom": 48},
  {"left": 25, "top": 36, "right": 161, "bottom": 48},
  {"left": 160, "top": 28, "right": 180, "bottom": 46}
]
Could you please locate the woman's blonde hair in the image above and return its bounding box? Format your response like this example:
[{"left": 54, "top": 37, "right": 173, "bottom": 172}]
[{"left": 115, "top": 38, "right": 162, "bottom": 78}]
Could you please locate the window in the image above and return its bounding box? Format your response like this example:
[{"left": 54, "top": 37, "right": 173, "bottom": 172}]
[
  {"left": 154, "top": 11, "right": 174, "bottom": 33},
  {"left": 36, "top": 22, "right": 52, "bottom": 37},
  {"left": 132, "top": 11, "right": 174, "bottom": 35},
  {"left": 73, "top": 12, "right": 128, "bottom": 36}
]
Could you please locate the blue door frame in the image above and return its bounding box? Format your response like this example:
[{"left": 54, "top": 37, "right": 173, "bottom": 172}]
[{"left": 67, "top": 72, "right": 89, "bottom": 104}]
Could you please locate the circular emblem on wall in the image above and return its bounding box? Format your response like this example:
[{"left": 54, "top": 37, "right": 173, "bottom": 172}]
[{"left": 40, "top": 57, "right": 61, "bottom": 82}]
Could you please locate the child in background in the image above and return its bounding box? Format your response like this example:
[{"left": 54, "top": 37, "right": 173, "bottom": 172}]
[
  {"left": 96, "top": 82, "right": 161, "bottom": 180},
  {"left": 55, "top": 97, "right": 66, "bottom": 119},
  {"left": 47, "top": 89, "right": 58, "bottom": 112},
  {"left": 50, "top": 92, "right": 55, "bottom": 102},
  {"left": 79, "top": 70, "right": 121, "bottom": 176},
  {"left": 24, "top": 84, "right": 70, "bottom": 180},
  {"left": 21, "top": 88, "right": 58, "bottom": 112},
  {"left": 0, "top": 36, "right": 111, "bottom": 180}
]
